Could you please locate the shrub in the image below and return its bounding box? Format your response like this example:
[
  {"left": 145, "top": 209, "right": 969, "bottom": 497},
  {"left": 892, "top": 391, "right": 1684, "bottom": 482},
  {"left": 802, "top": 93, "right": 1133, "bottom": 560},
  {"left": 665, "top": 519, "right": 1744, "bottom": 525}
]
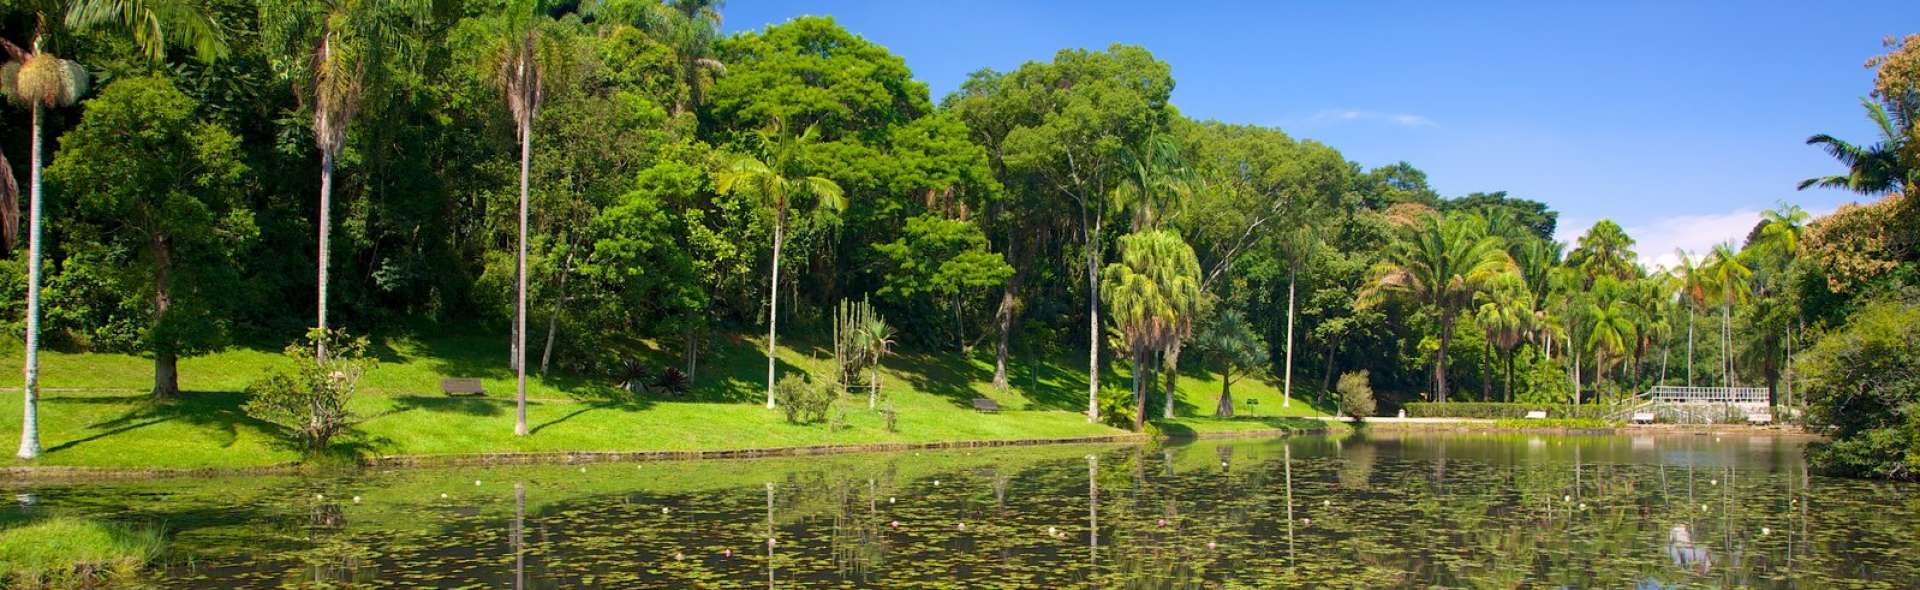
[
  {"left": 1097, "top": 384, "right": 1136, "bottom": 429},
  {"left": 653, "top": 367, "right": 690, "bottom": 395},
  {"left": 614, "top": 358, "right": 653, "bottom": 394},
  {"left": 242, "top": 329, "right": 372, "bottom": 451},
  {"left": 1800, "top": 300, "right": 1920, "bottom": 481},
  {"left": 1338, "top": 370, "right": 1376, "bottom": 421},
  {"left": 774, "top": 374, "right": 834, "bottom": 424},
  {"left": 1402, "top": 402, "right": 1614, "bottom": 420}
]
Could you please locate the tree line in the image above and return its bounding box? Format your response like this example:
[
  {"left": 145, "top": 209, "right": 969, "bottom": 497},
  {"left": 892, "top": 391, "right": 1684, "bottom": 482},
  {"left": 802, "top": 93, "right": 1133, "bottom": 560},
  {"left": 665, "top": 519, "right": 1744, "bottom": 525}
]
[{"left": 1, "top": 2, "right": 1914, "bottom": 476}]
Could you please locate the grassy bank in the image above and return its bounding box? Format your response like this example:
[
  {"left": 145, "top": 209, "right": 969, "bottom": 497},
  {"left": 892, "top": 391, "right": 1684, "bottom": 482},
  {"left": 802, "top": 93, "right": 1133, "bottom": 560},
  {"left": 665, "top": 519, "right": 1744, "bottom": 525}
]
[
  {"left": 0, "top": 517, "right": 162, "bottom": 588},
  {"left": 2, "top": 332, "right": 1328, "bottom": 470}
]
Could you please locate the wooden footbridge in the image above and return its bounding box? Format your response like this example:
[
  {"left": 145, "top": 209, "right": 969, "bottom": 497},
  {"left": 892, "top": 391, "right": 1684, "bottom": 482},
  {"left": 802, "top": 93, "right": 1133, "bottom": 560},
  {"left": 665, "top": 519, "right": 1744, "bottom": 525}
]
[{"left": 1610, "top": 386, "right": 1774, "bottom": 424}]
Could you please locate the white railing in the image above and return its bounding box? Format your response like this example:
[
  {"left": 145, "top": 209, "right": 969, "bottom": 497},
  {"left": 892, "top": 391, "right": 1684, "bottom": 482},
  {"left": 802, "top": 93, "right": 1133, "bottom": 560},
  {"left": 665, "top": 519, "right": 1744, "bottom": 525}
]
[{"left": 1645, "top": 385, "right": 1770, "bottom": 405}]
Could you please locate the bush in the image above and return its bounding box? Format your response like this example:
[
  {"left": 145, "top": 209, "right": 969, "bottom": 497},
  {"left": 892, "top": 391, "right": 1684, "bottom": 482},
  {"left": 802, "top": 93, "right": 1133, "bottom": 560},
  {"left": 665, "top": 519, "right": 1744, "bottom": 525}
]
[
  {"left": 1338, "top": 370, "right": 1376, "bottom": 420},
  {"left": 653, "top": 367, "right": 690, "bottom": 395},
  {"left": 242, "top": 329, "right": 372, "bottom": 451},
  {"left": 774, "top": 374, "right": 834, "bottom": 425},
  {"left": 1402, "top": 402, "right": 1614, "bottom": 420},
  {"left": 1097, "top": 384, "right": 1136, "bottom": 429},
  {"left": 1491, "top": 418, "right": 1620, "bottom": 429},
  {"left": 1800, "top": 300, "right": 1920, "bottom": 481}
]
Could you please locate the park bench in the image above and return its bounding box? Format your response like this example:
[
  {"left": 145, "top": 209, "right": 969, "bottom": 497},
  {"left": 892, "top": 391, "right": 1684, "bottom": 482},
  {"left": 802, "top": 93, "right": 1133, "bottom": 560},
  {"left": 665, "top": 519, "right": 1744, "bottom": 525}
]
[
  {"left": 1746, "top": 412, "right": 1773, "bottom": 425},
  {"left": 971, "top": 398, "right": 1001, "bottom": 413},
  {"left": 441, "top": 378, "right": 486, "bottom": 398},
  {"left": 1631, "top": 412, "right": 1656, "bottom": 424},
  {"left": 1523, "top": 410, "right": 1549, "bottom": 419}
]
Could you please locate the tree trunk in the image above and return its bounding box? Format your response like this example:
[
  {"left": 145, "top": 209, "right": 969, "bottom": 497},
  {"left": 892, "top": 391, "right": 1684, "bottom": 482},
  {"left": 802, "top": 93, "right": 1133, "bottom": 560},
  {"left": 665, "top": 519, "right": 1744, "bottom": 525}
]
[
  {"left": 1728, "top": 305, "right": 1743, "bottom": 388},
  {"left": 766, "top": 215, "right": 785, "bottom": 410},
  {"left": 1503, "top": 347, "right": 1514, "bottom": 403},
  {"left": 685, "top": 325, "right": 699, "bottom": 381},
  {"left": 1481, "top": 339, "right": 1493, "bottom": 402},
  {"left": 1162, "top": 343, "right": 1181, "bottom": 419},
  {"left": 992, "top": 285, "right": 1015, "bottom": 390},
  {"left": 1282, "top": 268, "right": 1296, "bottom": 408},
  {"left": 1433, "top": 313, "right": 1453, "bottom": 403},
  {"left": 16, "top": 102, "right": 45, "bottom": 460},
  {"left": 539, "top": 244, "right": 576, "bottom": 375},
  {"left": 1086, "top": 224, "right": 1102, "bottom": 423},
  {"left": 1321, "top": 332, "right": 1343, "bottom": 400},
  {"left": 316, "top": 147, "right": 334, "bottom": 360},
  {"left": 990, "top": 240, "right": 1021, "bottom": 393},
  {"left": 151, "top": 235, "right": 180, "bottom": 399},
  {"left": 1571, "top": 332, "right": 1582, "bottom": 405},
  {"left": 514, "top": 123, "right": 531, "bottom": 437},
  {"left": 1214, "top": 368, "right": 1234, "bottom": 418},
  {"left": 1686, "top": 309, "right": 1695, "bottom": 387},
  {"left": 1131, "top": 348, "right": 1148, "bottom": 432}
]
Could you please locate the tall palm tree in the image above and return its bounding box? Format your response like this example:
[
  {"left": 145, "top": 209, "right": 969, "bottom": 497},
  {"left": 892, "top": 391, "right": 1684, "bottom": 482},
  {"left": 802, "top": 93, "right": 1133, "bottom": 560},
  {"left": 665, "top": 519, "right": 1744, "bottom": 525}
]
[
  {"left": 1583, "top": 283, "right": 1637, "bottom": 397},
  {"left": 714, "top": 120, "right": 845, "bottom": 409},
  {"left": 1671, "top": 249, "right": 1710, "bottom": 387},
  {"left": 1102, "top": 230, "right": 1202, "bottom": 431},
  {"left": 1704, "top": 243, "right": 1752, "bottom": 387},
  {"left": 7, "top": 0, "right": 228, "bottom": 460},
  {"left": 1752, "top": 203, "right": 1807, "bottom": 404},
  {"left": 262, "top": 0, "right": 427, "bottom": 359},
  {"left": 1276, "top": 226, "right": 1316, "bottom": 409},
  {"left": 1798, "top": 99, "right": 1912, "bottom": 195},
  {"left": 485, "top": 0, "right": 554, "bottom": 436},
  {"left": 1363, "top": 213, "right": 1514, "bottom": 402},
  {"left": 1475, "top": 275, "right": 1531, "bottom": 403}
]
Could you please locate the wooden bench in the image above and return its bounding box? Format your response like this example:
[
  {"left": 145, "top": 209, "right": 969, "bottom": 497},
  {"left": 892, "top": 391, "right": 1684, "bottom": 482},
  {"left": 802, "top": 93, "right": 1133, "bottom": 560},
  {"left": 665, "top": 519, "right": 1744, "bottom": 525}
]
[
  {"left": 1746, "top": 412, "right": 1773, "bottom": 425},
  {"left": 1523, "top": 410, "right": 1549, "bottom": 419},
  {"left": 971, "top": 398, "right": 1001, "bottom": 413},
  {"left": 1631, "top": 412, "right": 1656, "bottom": 424},
  {"left": 441, "top": 378, "right": 486, "bottom": 398}
]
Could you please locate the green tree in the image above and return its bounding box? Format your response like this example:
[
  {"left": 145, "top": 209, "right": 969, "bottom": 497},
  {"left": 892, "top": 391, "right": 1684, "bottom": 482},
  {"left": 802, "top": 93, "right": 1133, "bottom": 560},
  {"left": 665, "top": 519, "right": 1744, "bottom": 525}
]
[
  {"left": 482, "top": 0, "right": 564, "bottom": 436},
  {"left": 1101, "top": 229, "right": 1201, "bottom": 431},
  {"left": 1672, "top": 249, "right": 1711, "bottom": 386},
  {"left": 260, "top": 0, "right": 427, "bottom": 358},
  {"left": 870, "top": 214, "right": 1012, "bottom": 350},
  {"left": 1568, "top": 219, "right": 1637, "bottom": 285},
  {"left": 714, "top": 120, "right": 845, "bottom": 409},
  {"left": 1799, "top": 299, "right": 1920, "bottom": 481},
  {"left": 1194, "top": 309, "right": 1267, "bottom": 417},
  {"left": 6, "top": 0, "right": 228, "bottom": 460},
  {"left": 592, "top": 0, "right": 724, "bottom": 116},
  {"left": 1475, "top": 274, "right": 1531, "bottom": 402},
  {"left": 996, "top": 45, "right": 1173, "bottom": 423},
  {"left": 1364, "top": 213, "right": 1514, "bottom": 402},
  {"left": 45, "top": 76, "right": 252, "bottom": 398},
  {"left": 1582, "top": 279, "right": 1638, "bottom": 394},
  {"left": 1704, "top": 243, "right": 1753, "bottom": 387},
  {"left": 1797, "top": 99, "right": 1912, "bottom": 195}
]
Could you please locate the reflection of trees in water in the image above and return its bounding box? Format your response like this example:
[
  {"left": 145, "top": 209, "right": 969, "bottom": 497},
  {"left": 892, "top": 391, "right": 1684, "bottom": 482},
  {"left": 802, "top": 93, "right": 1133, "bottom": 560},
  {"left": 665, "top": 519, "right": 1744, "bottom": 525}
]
[{"left": 71, "top": 437, "right": 1919, "bottom": 588}]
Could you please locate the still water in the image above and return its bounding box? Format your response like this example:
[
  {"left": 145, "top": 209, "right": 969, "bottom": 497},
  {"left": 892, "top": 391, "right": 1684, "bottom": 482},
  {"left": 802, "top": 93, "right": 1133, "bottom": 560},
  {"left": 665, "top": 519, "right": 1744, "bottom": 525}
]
[{"left": 4, "top": 432, "right": 1916, "bottom": 588}]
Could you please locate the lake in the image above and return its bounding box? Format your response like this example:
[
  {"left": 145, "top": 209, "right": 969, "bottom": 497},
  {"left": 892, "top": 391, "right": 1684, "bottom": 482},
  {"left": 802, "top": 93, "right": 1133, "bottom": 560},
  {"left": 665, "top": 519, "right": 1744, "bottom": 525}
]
[{"left": 3, "top": 431, "right": 1916, "bottom": 588}]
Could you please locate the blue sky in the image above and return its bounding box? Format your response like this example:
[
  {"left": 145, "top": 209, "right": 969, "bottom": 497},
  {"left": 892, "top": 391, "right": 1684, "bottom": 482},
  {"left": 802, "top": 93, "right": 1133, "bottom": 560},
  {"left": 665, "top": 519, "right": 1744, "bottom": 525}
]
[{"left": 725, "top": 1, "right": 1918, "bottom": 267}]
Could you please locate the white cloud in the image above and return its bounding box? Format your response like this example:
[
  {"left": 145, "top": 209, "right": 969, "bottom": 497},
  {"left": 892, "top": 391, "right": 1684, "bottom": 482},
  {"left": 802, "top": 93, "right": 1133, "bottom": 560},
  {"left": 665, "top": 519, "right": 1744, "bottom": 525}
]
[
  {"left": 1557, "top": 206, "right": 1831, "bottom": 272},
  {"left": 1307, "top": 109, "right": 1436, "bottom": 128}
]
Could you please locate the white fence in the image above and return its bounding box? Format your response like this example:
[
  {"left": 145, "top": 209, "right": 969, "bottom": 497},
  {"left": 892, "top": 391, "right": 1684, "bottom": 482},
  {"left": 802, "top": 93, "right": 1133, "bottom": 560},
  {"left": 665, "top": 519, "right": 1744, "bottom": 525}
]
[{"left": 1645, "top": 386, "right": 1770, "bottom": 405}]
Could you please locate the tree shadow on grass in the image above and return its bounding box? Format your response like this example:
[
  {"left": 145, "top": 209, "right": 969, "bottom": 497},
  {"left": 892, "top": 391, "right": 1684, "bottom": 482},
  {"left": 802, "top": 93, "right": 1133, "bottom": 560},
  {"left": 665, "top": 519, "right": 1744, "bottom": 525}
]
[
  {"left": 384, "top": 396, "right": 505, "bottom": 417},
  {"left": 43, "top": 392, "right": 267, "bottom": 456}
]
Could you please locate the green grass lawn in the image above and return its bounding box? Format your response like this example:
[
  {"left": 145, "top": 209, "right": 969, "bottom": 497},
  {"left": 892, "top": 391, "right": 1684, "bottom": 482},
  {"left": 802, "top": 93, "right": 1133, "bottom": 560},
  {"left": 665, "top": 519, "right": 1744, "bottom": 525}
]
[{"left": 0, "top": 331, "right": 1327, "bottom": 470}]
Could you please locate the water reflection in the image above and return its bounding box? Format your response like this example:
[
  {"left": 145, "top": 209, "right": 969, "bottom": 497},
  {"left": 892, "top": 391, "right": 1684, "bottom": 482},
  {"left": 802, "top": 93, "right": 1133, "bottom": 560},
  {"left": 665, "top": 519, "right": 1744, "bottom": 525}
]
[{"left": 1, "top": 432, "right": 1913, "bottom": 588}]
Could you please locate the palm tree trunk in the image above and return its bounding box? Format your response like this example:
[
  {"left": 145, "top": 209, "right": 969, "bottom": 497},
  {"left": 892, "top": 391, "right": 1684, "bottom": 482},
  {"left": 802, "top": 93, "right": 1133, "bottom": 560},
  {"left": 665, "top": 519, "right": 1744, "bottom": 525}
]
[
  {"left": 1686, "top": 309, "right": 1695, "bottom": 387},
  {"left": 16, "top": 102, "right": 45, "bottom": 460},
  {"left": 152, "top": 235, "right": 180, "bottom": 398},
  {"left": 992, "top": 241, "right": 1020, "bottom": 391},
  {"left": 766, "top": 215, "right": 784, "bottom": 410},
  {"left": 514, "top": 124, "right": 531, "bottom": 437},
  {"left": 1282, "top": 267, "right": 1296, "bottom": 408},
  {"left": 1434, "top": 313, "right": 1453, "bottom": 402},
  {"left": 1162, "top": 344, "right": 1181, "bottom": 419},
  {"left": 1728, "top": 305, "right": 1743, "bottom": 388},
  {"left": 316, "top": 148, "right": 334, "bottom": 359},
  {"left": 1504, "top": 347, "right": 1515, "bottom": 403},
  {"left": 1131, "top": 348, "right": 1148, "bottom": 432},
  {"left": 1086, "top": 223, "right": 1102, "bottom": 423}
]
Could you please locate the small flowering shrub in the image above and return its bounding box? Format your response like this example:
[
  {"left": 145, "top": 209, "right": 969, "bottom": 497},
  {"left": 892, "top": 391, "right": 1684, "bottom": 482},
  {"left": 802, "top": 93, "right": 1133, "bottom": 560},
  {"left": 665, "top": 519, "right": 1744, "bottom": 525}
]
[{"left": 243, "top": 329, "right": 373, "bottom": 451}]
